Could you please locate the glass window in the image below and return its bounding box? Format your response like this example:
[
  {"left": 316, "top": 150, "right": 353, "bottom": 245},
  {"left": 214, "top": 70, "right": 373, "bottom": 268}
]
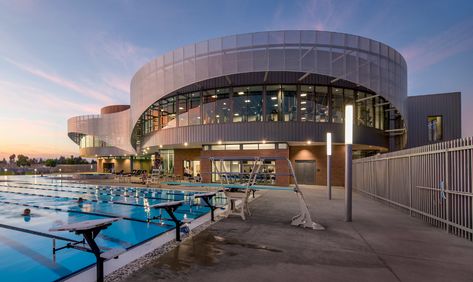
[
  {"left": 160, "top": 97, "right": 176, "bottom": 129},
  {"left": 242, "top": 144, "right": 258, "bottom": 150},
  {"left": 315, "top": 86, "right": 329, "bottom": 122},
  {"left": 203, "top": 90, "right": 216, "bottom": 124},
  {"left": 344, "top": 89, "right": 354, "bottom": 123},
  {"left": 356, "top": 92, "right": 366, "bottom": 126},
  {"left": 188, "top": 92, "right": 201, "bottom": 125},
  {"left": 366, "top": 96, "right": 374, "bottom": 127},
  {"left": 160, "top": 149, "right": 174, "bottom": 174},
  {"left": 259, "top": 143, "right": 276, "bottom": 149},
  {"left": 232, "top": 87, "right": 245, "bottom": 122},
  {"left": 246, "top": 86, "right": 263, "bottom": 122},
  {"left": 331, "top": 87, "right": 343, "bottom": 123},
  {"left": 265, "top": 85, "right": 280, "bottom": 121},
  {"left": 356, "top": 92, "right": 374, "bottom": 127},
  {"left": 215, "top": 88, "right": 231, "bottom": 123},
  {"left": 233, "top": 86, "right": 263, "bottom": 122},
  {"left": 375, "top": 97, "right": 385, "bottom": 130},
  {"left": 211, "top": 145, "right": 225, "bottom": 150},
  {"left": 282, "top": 85, "right": 297, "bottom": 121},
  {"left": 300, "top": 85, "right": 315, "bottom": 122},
  {"left": 278, "top": 143, "right": 288, "bottom": 149},
  {"left": 428, "top": 116, "right": 443, "bottom": 142},
  {"left": 178, "top": 94, "right": 188, "bottom": 127},
  {"left": 225, "top": 144, "right": 240, "bottom": 150}
]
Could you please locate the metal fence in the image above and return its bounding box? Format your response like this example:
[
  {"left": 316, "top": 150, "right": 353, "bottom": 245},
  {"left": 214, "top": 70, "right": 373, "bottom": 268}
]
[{"left": 353, "top": 137, "right": 473, "bottom": 240}]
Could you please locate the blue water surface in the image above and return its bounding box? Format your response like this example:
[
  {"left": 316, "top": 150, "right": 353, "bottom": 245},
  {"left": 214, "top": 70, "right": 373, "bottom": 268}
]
[{"left": 0, "top": 175, "right": 223, "bottom": 282}]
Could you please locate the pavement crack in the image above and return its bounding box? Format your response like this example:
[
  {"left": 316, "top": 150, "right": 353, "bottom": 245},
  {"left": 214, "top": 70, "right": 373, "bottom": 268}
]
[{"left": 351, "top": 224, "right": 402, "bottom": 282}]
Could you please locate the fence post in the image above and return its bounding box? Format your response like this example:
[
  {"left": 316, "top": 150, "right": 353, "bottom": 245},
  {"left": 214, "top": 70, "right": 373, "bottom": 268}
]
[
  {"left": 409, "top": 155, "right": 412, "bottom": 216},
  {"left": 445, "top": 146, "right": 450, "bottom": 233}
]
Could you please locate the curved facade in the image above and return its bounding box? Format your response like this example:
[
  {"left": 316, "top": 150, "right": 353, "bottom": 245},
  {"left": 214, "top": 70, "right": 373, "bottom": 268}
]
[
  {"left": 68, "top": 105, "right": 134, "bottom": 157},
  {"left": 68, "top": 30, "right": 409, "bottom": 185}
]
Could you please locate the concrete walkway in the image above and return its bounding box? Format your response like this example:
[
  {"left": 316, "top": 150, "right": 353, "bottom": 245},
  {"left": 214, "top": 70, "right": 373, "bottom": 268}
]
[{"left": 124, "top": 186, "right": 473, "bottom": 282}]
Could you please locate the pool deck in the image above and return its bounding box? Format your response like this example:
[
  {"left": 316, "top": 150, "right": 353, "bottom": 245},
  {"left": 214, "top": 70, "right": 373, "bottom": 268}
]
[{"left": 120, "top": 185, "right": 473, "bottom": 282}]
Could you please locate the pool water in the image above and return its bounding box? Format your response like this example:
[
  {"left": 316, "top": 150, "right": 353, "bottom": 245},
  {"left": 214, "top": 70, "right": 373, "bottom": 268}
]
[{"left": 0, "top": 175, "right": 224, "bottom": 282}]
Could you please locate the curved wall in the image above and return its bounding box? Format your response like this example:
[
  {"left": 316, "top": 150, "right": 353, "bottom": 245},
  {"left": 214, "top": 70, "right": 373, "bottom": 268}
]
[
  {"left": 100, "top": 105, "right": 130, "bottom": 115},
  {"left": 130, "top": 30, "right": 407, "bottom": 131},
  {"left": 67, "top": 109, "right": 135, "bottom": 155},
  {"left": 141, "top": 122, "right": 387, "bottom": 149}
]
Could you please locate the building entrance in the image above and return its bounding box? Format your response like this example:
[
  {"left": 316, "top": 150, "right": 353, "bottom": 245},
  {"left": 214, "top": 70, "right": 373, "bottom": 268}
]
[
  {"left": 103, "top": 163, "right": 114, "bottom": 173},
  {"left": 295, "top": 160, "right": 316, "bottom": 185}
]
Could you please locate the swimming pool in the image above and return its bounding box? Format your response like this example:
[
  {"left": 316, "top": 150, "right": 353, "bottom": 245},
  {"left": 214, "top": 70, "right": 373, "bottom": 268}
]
[{"left": 0, "top": 175, "right": 224, "bottom": 282}]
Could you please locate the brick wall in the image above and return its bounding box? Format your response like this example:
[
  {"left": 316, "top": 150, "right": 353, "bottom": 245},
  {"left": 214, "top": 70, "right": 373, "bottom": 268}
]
[
  {"left": 174, "top": 148, "right": 202, "bottom": 176},
  {"left": 289, "top": 145, "right": 345, "bottom": 186}
]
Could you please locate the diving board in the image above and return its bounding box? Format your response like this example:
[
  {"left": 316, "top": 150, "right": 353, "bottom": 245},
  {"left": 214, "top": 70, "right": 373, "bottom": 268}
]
[
  {"left": 50, "top": 218, "right": 122, "bottom": 282},
  {"left": 193, "top": 192, "right": 218, "bottom": 221},
  {"left": 148, "top": 200, "right": 186, "bottom": 241}
]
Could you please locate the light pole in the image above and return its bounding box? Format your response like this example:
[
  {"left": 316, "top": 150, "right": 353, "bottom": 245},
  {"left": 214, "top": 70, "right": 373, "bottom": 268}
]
[
  {"left": 326, "top": 132, "right": 332, "bottom": 200},
  {"left": 345, "top": 104, "right": 353, "bottom": 222}
]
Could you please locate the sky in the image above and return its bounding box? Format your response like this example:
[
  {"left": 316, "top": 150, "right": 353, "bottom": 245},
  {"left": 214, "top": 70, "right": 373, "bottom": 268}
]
[{"left": 0, "top": 0, "right": 472, "bottom": 159}]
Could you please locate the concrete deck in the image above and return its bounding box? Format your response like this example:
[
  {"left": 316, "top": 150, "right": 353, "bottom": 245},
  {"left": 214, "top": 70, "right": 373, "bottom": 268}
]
[{"left": 123, "top": 185, "right": 473, "bottom": 282}]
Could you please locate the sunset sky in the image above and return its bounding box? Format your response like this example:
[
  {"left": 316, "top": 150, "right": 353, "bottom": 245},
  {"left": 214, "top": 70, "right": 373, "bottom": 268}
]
[{"left": 0, "top": 0, "right": 472, "bottom": 159}]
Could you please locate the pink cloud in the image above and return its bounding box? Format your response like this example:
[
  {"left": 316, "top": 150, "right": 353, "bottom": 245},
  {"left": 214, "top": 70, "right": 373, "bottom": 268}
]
[
  {"left": 101, "top": 73, "right": 130, "bottom": 94},
  {"left": 85, "top": 32, "right": 152, "bottom": 72},
  {"left": 2, "top": 57, "right": 115, "bottom": 104},
  {"left": 0, "top": 80, "right": 99, "bottom": 114}
]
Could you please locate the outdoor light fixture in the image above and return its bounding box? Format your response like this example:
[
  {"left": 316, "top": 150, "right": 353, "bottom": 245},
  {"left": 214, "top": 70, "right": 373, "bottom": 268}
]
[
  {"left": 326, "top": 133, "right": 332, "bottom": 156},
  {"left": 159, "top": 145, "right": 163, "bottom": 148},
  {"left": 345, "top": 105, "right": 353, "bottom": 145},
  {"left": 327, "top": 132, "right": 332, "bottom": 200},
  {"left": 300, "top": 93, "right": 307, "bottom": 97},
  {"left": 3, "top": 169, "right": 7, "bottom": 172},
  {"left": 238, "top": 91, "right": 244, "bottom": 95},
  {"left": 262, "top": 140, "right": 266, "bottom": 144},
  {"left": 184, "top": 142, "right": 188, "bottom": 146},
  {"left": 218, "top": 140, "right": 222, "bottom": 145},
  {"left": 271, "top": 96, "right": 277, "bottom": 100},
  {"left": 345, "top": 104, "right": 353, "bottom": 222},
  {"left": 307, "top": 140, "right": 312, "bottom": 145}
]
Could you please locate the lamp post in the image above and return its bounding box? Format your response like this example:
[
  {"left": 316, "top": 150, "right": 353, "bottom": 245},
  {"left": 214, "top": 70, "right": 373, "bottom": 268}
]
[
  {"left": 326, "top": 132, "right": 332, "bottom": 200},
  {"left": 345, "top": 105, "right": 353, "bottom": 222}
]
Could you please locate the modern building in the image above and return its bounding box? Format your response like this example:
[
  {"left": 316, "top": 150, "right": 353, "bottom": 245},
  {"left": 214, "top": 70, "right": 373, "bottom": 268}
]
[{"left": 68, "top": 30, "right": 461, "bottom": 186}]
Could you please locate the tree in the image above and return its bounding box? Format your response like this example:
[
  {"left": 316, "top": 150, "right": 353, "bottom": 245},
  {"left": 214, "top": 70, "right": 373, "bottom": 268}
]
[
  {"left": 44, "top": 159, "right": 57, "bottom": 167},
  {"left": 9, "top": 154, "right": 15, "bottom": 164},
  {"left": 16, "top": 154, "right": 30, "bottom": 167},
  {"left": 0, "top": 158, "right": 6, "bottom": 164}
]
